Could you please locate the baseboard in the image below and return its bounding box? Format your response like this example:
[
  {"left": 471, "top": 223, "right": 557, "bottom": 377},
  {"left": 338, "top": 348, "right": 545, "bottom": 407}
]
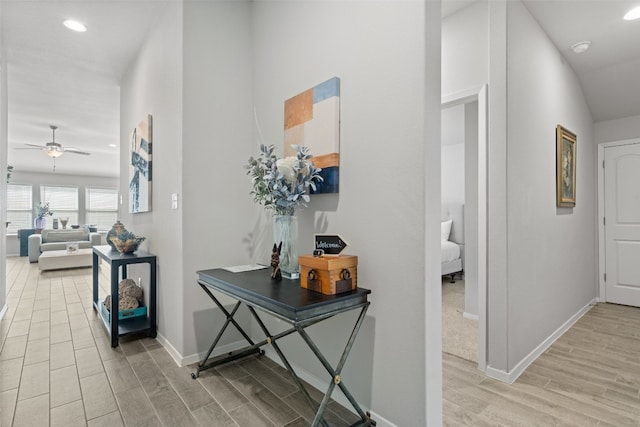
[
  {"left": 154, "top": 336, "right": 400, "bottom": 425},
  {"left": 463, "top": 312, "right": 478, "bottom": 320},
  {"left": 366, "top": 410, "right": 398, "bottom": 427},
  {"left": 262, "top": 348, "right": 355, "bottom": 411},
  {"left": 485, "top": 365, "right": 512, "bottom": 383},
  {"left": 485, "top": 298, "right": 597, "bottom": 384},
  {"left": 159, "top": 336, "right": 249, "bottom": 368},
  {"left": 154, "top": 332, "right": 183, "bottom": 366},
  {"left": 261, "top": 348, "right": 400, "bottom": 425}
]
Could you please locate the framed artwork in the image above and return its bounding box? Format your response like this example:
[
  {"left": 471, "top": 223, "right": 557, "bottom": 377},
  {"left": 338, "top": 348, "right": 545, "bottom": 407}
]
[
  {"left": 129, "top": 114, "right": 153, "bottom": 213},
  {"left": 284, "top": 77, "right": 340, "bottom": 194},
  {"left": 556, "top": 125, "right": 577, "bottom": 207}
]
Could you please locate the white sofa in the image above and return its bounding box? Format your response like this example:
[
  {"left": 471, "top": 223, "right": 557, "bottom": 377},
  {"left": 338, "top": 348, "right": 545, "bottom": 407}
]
[{"left": 28, "top": 228, "right": 102, "bottom": 262}]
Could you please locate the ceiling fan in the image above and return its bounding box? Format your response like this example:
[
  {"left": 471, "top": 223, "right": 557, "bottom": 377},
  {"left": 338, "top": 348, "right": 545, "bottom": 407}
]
[{"left": 19, "top": 125, "right": 90, "bottom": 171}]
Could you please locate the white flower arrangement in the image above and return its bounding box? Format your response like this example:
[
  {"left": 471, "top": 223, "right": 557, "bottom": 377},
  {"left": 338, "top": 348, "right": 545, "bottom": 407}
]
[{"left": 246, "top": 144, "right": 323, "bottom": 216}]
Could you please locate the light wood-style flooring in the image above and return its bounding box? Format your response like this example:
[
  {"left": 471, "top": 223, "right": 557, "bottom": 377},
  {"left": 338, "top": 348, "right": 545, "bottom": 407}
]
[
  {"left": 0, "top": 256, "right": 359, "bottom": 426},
  {"left": 444, "top": 302, "right": 640, "bottom": 426},
  {"left": 3, "top": 256, "right": 640, "bottom": 426}
]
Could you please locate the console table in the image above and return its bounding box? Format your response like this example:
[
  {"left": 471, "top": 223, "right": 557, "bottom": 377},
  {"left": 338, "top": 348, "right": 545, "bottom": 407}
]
[
  {"left": 194, "top": 268, "right": 375, "bottom": 426},
  {"left": 92, "top": 245, "right": 157, "bottom": 347}
]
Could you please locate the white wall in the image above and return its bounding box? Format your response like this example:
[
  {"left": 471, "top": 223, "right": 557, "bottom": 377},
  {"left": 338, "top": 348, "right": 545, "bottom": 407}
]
[
  {"left": 120, "top": 1, "right": 186, "bottom": 356},
  {"left": 251, "top": 3, "right": 437, "bottom": 424},
  {"left": 464, "top": 101, "right": 478, "bottom": 316},
  {"left": 0, "top": 25, "right": 8, "bottom": 318},
  {"left": 594, "top": 114, "right": 640, "bottom": 143},
  {"left": 181, "top": 0, "right": 255, "bottom": 361},
  {"left": 442, "top": 0, "right": 488, "bottom": 98},
  {"left": 504, "top": 0, "right": 596, "bottom": 371},
  {"left": 441, "top": 104, "right": 465, "bottom": 206},
  {"left": 425, "top": 2, "right": 444, "bottom": 423}
]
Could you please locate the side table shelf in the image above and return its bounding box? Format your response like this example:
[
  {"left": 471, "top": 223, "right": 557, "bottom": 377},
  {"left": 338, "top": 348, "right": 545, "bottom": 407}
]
[{"left": 92, "top": 245, "right": 157, "bottom": 347}]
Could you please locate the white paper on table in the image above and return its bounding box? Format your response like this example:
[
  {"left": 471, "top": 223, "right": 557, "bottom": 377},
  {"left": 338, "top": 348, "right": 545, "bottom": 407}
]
[{"left": 222, "top": 264, "right": 268, "bottom": 273}]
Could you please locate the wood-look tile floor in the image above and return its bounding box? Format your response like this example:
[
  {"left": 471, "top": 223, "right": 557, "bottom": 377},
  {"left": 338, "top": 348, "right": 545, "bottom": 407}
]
[
  {"left": 444, "top": 302, "right": 640, "bottom": 426},
  {"left": 0, "top": 257, "right": 360, "bottom": 426}
]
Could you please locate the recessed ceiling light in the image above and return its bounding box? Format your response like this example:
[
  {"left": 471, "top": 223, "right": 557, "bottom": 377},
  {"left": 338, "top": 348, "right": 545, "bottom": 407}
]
[
  {"left": 63, "top": 19, "right": 87, "bottom": 32},
  {"left": 108, "top": 144, "right": 117, "bottom": 148},
  {"left": 571, "top": 41, "right": 591, "bottom": 54},
  {"left": 624, "top": 6, "right": 640, "bottom": 20}
]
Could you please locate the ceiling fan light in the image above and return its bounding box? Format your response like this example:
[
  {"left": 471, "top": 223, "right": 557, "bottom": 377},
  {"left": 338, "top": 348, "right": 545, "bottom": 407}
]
[
  {"left": 63, "top": 19, "right": 87, "bottom": 32},
  {"left": 47, "top": 150, "right": 63, "bottom": 158},
  {"left": 624, "top": 6, "right": 640, "bottom": 20}
]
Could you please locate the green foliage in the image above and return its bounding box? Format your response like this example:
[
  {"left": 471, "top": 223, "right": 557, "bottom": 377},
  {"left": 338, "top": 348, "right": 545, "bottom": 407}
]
[
  {"left": 245, "top": 144, "right": 323, "bottom": 216},
  {"left": 35, "top": 201, "right": 54, "bottom": 218}
]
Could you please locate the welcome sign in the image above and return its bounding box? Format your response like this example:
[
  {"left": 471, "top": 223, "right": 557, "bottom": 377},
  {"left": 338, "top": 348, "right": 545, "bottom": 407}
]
[{"left": 314, "top": 234, "right": 348, "bottom": 256}]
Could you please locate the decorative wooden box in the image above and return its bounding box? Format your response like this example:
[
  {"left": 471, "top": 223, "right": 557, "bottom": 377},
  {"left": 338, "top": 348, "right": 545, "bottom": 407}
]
[{"left": 299, "top": 255, "right": 358, "bottom": 295}]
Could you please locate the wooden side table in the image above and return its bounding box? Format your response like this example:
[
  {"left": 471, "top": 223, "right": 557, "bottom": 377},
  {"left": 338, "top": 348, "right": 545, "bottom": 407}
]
[{"left": 92, "top": 245, "right": 157, "bottom": 347}]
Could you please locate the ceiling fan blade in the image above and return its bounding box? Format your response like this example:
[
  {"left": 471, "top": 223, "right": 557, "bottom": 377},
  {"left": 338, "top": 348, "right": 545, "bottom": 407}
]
[
  {"left": 21, "top": 143, "right": 48, "bottom": 149},
  {"left": 64, "top": 148, "right": 91, "bottom": 155}
]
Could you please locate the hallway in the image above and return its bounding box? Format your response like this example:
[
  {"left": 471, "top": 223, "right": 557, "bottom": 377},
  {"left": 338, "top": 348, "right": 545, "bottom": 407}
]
[
  {"left": 2, "top": 256, "right": 639, "bottom": 425},
  {"left": 444, "top": 302, "right": 640, "bottom": 426}
]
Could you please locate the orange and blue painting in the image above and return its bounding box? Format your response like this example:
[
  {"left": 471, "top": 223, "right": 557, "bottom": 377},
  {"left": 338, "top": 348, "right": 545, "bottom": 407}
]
[
  {"left": 284, "top": 77, "right": 340, "bottom": 194},
  {"left": 129, "top": 114, "right": 152, "bottom": 213}
]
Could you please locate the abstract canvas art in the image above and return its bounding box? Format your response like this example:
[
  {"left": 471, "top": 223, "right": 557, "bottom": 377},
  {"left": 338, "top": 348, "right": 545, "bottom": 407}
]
[
  {"left": 284, "top": 77, "right": 340, "bottom": 194},
  {"left": 129, "top": 114, "right": 152, "bottom": 213}
]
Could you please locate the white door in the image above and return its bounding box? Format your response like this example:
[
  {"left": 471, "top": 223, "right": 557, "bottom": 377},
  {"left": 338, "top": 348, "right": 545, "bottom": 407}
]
[{"left": 605, "top": 143, "right": 640, "bottom": 307}]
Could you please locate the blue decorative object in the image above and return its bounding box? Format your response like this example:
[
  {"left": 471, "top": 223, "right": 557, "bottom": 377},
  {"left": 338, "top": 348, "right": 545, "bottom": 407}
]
[
  {"left": 106, "top": 221, "right": 126, "bottom": 251},
  {"left": 109, "top": 230, "right": 146, "bottom": 254}
]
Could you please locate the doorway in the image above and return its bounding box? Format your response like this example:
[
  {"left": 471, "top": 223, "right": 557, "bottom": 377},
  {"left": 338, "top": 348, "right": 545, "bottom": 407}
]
[
  {"left": 441, "top": 85, "right": 487, "bottom": 370},
  {"left": 598, "top": 139, "right": 640, "bottom": 307}
]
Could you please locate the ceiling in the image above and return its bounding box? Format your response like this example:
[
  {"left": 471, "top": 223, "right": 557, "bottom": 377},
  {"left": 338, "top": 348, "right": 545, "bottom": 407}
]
[
  {"left": 1, "top": 1, "right": 166, "bottom": 177},
  {"left": 3, "top": 1, "right": 640, "bottom": 176},
  {"left": 522, "top": 0, "right": 640, "bottom": 122}
]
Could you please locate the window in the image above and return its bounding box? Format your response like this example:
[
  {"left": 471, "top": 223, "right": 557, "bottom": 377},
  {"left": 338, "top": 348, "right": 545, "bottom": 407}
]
[
  {"left": 41, "top": 185, "right": 79, "bottom": 227},
  {"left": 6, "top": 184, "right": 33, "bottom": 234},
  {"left": 86, "top": 187, "right": 118, "bottom": 230}
]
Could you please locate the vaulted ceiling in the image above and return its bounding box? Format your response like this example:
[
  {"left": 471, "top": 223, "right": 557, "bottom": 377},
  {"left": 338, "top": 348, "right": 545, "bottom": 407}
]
[
  {"left": 3, "top": 1, "right": 640, "bottom": 176},
  {"left": 522, "top": 0, "right": 640, "bottom": 122},
  {"left": 1, "top": 1, "right": 166, "bottom": 177}
]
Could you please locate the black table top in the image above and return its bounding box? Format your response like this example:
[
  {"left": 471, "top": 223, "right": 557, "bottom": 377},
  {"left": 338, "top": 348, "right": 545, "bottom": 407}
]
[
  {"left": 197, "top": 268, "right": 370, "bottom": 322},
  {"left": 93, "top": 245, "right": 156, "bottom": 263}
]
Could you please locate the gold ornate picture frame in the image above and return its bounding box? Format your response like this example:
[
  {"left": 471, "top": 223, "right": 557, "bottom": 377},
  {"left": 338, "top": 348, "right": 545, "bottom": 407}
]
[{"left": 556, "top": 125, "right": 577, "bottom": 208}]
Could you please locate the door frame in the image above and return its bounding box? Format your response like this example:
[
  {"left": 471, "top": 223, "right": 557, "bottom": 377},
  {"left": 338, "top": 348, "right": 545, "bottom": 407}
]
[
  {"left": 442, "top": 84, "right": 488, "bottom": 371},
  {"left": 597, "top": 138, "right": 640, "bottom": 301}
]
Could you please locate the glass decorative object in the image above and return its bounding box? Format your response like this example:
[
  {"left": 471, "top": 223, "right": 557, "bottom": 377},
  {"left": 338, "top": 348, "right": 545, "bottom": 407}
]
[
  {"left": 273, "top": 215, "right": 299, "bottom": 279},
  {"left": 34, "top": 216, "right": 46, "bottom": 230}
]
